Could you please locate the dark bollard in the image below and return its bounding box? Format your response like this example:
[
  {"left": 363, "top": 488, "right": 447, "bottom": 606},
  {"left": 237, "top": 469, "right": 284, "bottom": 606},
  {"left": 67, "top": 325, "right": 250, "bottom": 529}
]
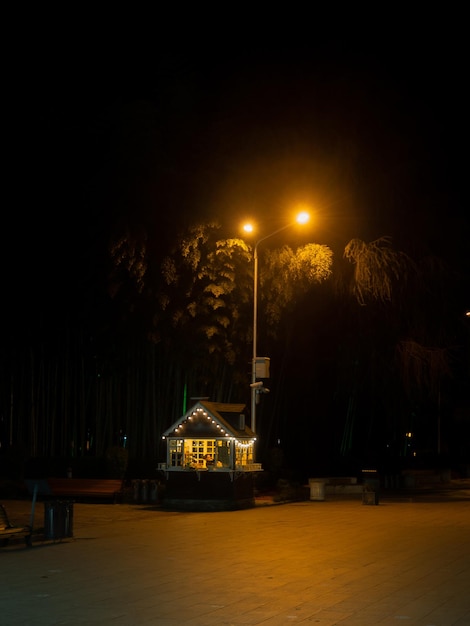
[{"left": 362, "top": 469, "right": 380, "bottom": 505}]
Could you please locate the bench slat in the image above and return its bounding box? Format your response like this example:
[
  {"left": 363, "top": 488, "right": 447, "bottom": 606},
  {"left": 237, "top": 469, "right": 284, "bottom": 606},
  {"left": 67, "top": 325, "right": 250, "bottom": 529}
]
[{"left": 46, "top": 478, "right": 124, "bottom": 501}]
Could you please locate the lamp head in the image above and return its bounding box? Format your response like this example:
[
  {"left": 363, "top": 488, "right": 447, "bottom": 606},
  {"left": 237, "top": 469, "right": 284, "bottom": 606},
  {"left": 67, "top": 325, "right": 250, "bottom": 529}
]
[{"left": 296, "top": 211, "right": 310, "bottom": 225}]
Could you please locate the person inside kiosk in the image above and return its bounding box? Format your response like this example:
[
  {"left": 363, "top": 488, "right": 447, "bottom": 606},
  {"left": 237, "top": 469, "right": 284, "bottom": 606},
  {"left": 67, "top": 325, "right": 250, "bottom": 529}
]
[{"left": 204, "top": 454, "right": 214, "bottom": 467}]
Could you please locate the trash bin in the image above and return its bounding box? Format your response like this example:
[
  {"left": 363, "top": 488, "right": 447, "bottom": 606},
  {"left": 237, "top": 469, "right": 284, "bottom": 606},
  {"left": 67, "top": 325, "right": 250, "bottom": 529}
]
[
  {"left": 149, "top": 480, "right": 159, "bottom": 502},
  {"left": 309, "top": 479, "right": 326, "bottom": 501},
  {"left": 132, "top": 479, "right": 140, "bottom": 502},
  {"left": 140, "top": 479, "right": 149, "bottom": 503},
  {"left": 44, "top": 500, "right": 74, "bottom": 539},
  {"left": 362, "top": 469, "right": 380, "bottom": 505}
]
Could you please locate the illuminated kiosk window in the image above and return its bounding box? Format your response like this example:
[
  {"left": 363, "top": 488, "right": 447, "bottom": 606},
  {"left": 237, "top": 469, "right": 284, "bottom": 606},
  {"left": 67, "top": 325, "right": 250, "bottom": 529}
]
[
  {"left": 169, "top": 439, "right": 183, "bottom": 467},
  {"left": 235, "top": 440, "right": 254, "bottom": 468},
  {"left": 184, "top": 439, "right": 218, "bottom": 468},
  {"left": 166, "top": 437, "right": 254, "bottom": 470},
  {"left": 161, "top": 401, "right": 261, "bottom": 473}
]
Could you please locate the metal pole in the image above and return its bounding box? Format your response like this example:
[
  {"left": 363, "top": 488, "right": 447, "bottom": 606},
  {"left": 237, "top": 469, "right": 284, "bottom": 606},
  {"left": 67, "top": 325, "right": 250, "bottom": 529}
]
[
  {"left": 247, "top": 213, "right": 309, "bottom": 461},
  {"left": 250, "top": 222, "right": 294, "bottom": 438},
  {"left": 251, "top": 244, "right": 259, "bottom": 436}
]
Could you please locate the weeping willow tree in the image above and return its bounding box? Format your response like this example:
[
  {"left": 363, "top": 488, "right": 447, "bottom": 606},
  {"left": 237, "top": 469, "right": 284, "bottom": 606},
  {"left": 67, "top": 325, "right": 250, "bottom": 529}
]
[
  {"left": 343, "top": 236, "right": 414, "bottom": 305},
  {"left": 263, "top": 243, "right": 334, "bottom": 327},
  {"left": 334, "top": 236, "right": 458, "bottom": 463},
  {"left": 326, "top": 236, "right": 417, "bottom": 461}
]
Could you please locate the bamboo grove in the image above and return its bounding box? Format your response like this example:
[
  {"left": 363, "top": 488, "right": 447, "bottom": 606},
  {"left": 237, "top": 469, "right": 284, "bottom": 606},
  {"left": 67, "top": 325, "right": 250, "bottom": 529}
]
[{"left": 1, "top": 222, "right": 468, "bottom": 477}]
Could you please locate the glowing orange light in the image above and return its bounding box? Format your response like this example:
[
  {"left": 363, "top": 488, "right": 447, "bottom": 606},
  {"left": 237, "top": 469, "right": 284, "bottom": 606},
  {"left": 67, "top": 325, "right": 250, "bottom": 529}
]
[{"left": 296, "top": 211, "right": 310, "bottom": 224}]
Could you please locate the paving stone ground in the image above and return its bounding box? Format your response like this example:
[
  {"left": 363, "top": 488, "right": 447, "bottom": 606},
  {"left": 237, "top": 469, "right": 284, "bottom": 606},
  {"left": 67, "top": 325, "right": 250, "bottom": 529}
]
[{"left": 1, "top": 484, "right": 469, "bottom": 625}]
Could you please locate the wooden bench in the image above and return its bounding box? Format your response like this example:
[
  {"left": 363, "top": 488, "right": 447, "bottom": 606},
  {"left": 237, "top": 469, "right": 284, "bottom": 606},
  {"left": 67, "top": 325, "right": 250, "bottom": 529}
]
[
  {"left": 0, "top": 503, "right": 32, "bottom": 547},
  {"left": 46, "top": 478, "right": 124, "bottom": 503}
]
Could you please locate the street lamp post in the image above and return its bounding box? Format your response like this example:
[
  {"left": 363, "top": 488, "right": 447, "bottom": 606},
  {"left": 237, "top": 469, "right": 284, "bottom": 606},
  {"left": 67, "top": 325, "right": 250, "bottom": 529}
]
[
  {"left": 251, "top": 238, "right": 260, "bottom": 437},
  {"left": 248, "top": 212, "right": 310, "bottom": 439}
]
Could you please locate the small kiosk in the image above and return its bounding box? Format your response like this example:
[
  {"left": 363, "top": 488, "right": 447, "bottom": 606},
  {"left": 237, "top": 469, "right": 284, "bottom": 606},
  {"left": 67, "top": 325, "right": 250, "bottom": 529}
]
[{"left": 159, "top": 400, "right": 262, "bottom": 510}]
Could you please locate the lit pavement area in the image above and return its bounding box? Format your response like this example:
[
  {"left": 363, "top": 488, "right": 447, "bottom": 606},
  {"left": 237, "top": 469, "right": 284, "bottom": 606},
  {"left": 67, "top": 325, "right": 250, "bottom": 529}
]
[{"left": 1, "top": 486, "right": 470, "bottom": 625}]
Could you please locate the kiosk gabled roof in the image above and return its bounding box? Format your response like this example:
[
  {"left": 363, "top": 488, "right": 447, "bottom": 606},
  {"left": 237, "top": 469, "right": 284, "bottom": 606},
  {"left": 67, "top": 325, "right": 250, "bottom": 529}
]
[{"left": 162, "top": 400, "right": 254, "bottom": 439}]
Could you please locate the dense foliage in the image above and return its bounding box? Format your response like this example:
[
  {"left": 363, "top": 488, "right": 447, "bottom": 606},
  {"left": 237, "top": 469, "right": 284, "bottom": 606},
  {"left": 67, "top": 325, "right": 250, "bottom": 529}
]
[{"left": 1, "top": 222, "right": 468, "bottom": 479}]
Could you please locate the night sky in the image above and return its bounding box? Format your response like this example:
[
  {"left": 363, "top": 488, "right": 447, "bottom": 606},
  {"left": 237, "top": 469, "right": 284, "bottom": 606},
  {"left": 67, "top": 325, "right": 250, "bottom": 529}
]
[{"left": 6, "top": 22, "right": 469, "bottom": 332}]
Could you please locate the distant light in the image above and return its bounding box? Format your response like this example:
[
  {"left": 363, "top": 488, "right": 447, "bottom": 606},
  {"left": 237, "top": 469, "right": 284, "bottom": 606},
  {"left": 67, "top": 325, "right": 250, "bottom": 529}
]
[
  {"left": 243, "top": 223, "right": 254, "bottom": 233},
  {"left": 466, "top": 310, "right": 470, "bottom": 317}
]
